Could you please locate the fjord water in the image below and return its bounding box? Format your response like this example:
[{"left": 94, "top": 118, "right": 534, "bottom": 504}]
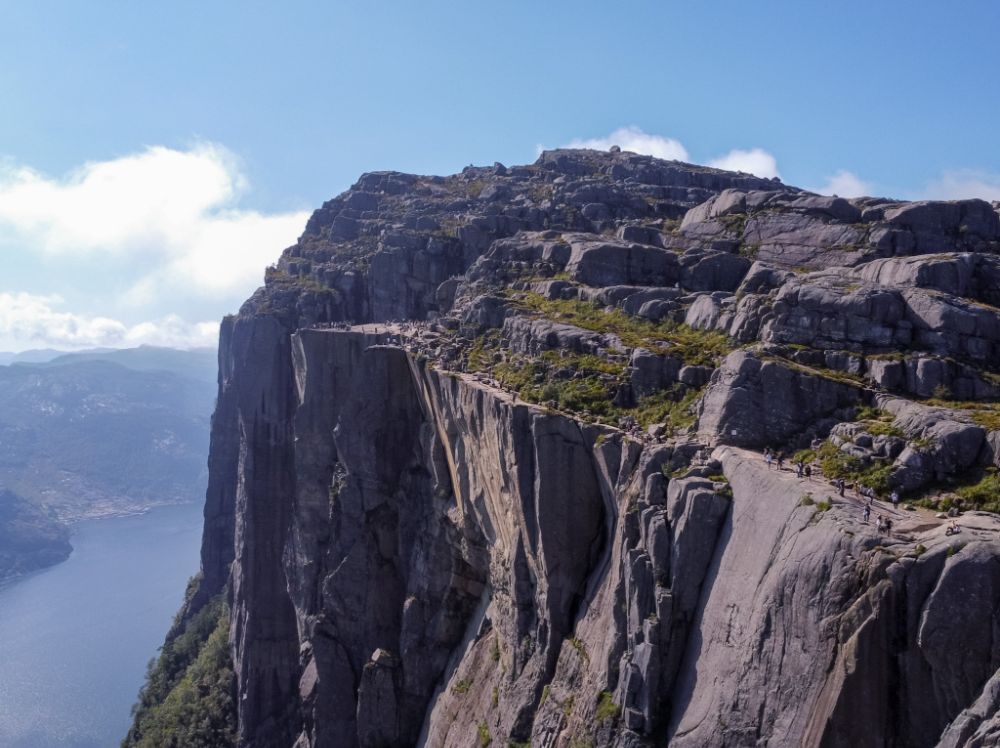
[{"left": 0, "top": 502, "right": 204, "bottom": 748}]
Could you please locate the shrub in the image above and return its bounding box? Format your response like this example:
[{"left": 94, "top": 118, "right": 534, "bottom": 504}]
[
  {"left": 854, "top": 405, "right": 883, "bottom": 421},
  {"left": 792, "top": 449, "right": 816, "bottom": 464},
  {"left": 568, "top": 637, "right": 590, "bottom": 664},
  {"left": 477, "top": 720, "right": 491, "bottom": 747},
  {"left": 922, "top": 399, "right": 1000, "bottom": 431},
  {"left": 595, "top": 691, "right": 619, "bottom": 724},
  {"left": 817, "top": 442, "right": 892, "bottom": 494},
  {"left": 123, "top": 594, "right": 236, "bottom": 748},
  {"left": 865, "top": 420, "right": 904, "bottom": 438},
  {"left": 956, "top": 468, "right": 1000, "bottom": 511},
  {"left": 452, "top": 679, "right": 472, "bottom": 695},
  {"left": 511, "top": 293, "right": 732, "bottom": 366}
]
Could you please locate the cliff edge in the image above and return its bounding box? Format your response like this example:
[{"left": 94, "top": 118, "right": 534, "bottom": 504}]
[{"left": 133, "top": 148, "right": 1000, "bottom": 747}]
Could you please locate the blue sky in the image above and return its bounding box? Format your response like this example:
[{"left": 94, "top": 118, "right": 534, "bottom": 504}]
[{"left": 0, "top": 0, "right": 998, "bottom": 350}]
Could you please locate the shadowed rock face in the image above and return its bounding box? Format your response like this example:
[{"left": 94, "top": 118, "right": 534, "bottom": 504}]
[{"left": 171, "top": 148, "right": 1000, "bottom": 747}]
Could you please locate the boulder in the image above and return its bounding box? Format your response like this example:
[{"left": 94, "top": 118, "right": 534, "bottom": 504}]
[
  {"left": 697, "top": 350, "right": 862, "bottom": 446},
  {"left": 680, "top": 251, "right": 752, "bottom": 292}
]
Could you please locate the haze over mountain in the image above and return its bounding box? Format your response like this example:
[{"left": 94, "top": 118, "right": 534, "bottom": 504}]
[{"left": 0, "top": 346, "right": 216, "bottom": 583}]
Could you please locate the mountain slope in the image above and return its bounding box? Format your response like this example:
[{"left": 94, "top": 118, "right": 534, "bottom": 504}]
[
  {"left": 0, "top": 347, "right": 217, "bottom": 583},
  {"left": 0, "top": 488, "right": 72, "bottom": 584},
  {"left": 40, "top": 345, "right": 218, "bottom": 384},
  {"left": 0, "top": 358, "right": 215, "bottom": 519}
]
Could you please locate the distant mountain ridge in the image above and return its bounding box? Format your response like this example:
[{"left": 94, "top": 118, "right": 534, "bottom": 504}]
[
  {"left": 0, "top": 345, "right": 217, "bottom": 583},
  {"left": 1, "top": 345, "right": 217, "bottom": 383}
]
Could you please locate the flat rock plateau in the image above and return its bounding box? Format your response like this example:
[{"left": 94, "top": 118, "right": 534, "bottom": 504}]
[{"left": 131, "top": 148, "right": 1000, "bottom": 747}]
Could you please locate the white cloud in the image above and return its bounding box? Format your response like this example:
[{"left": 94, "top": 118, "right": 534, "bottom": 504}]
[
  {"left": 0, "top": 292, "right": 217, "bottom": 352},
  {"left": 708, "top": 148, "right": 780, "bottom": 180},
  {"left": 810, "top": 170, "right": 873, "bottom": 198},
  {"left": 563, "top": 126, "right": 690, "bottom": 161},
  {"left": 0, "top": 144, "right": 309, "bottom": 298},
  {"left": 559, "top": 128, "right": 781, "bottom": 179},
  {"left": 922, "top": 170, "right": 1000, "bottom": 202}
]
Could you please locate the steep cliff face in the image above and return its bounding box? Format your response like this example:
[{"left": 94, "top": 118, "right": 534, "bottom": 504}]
[{"left": 173, "top": 149, "right": 1000, "bottom": 747}]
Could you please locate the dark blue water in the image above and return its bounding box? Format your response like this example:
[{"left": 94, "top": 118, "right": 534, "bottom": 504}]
[{"left": 0, "top": 502, "right": 204, "bottom": 748}]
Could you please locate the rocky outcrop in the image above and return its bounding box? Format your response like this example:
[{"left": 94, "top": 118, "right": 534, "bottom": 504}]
[
  {"left": 695, "top": 349, "right": 863, "bottom": 447},
  {"left": 159, "top": 148, "right": 1000, "bottom": 748}
]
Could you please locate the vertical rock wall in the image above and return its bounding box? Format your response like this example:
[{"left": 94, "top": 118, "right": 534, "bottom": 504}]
[{"left": 190, "top": 315, "right": 1000, "bottom": 748}]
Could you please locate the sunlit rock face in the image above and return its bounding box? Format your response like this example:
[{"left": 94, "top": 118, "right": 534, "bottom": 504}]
[{"left": 179, "top": 148, "right": 1000, "bottom": 747}]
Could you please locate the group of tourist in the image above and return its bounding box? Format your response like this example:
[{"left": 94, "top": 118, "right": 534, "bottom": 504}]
[
  {"left": 763, "top": 449, "right": 784, "bottom": 471},
  {"left": 763, "top": 447, "right": 904, "bottom": 537}
]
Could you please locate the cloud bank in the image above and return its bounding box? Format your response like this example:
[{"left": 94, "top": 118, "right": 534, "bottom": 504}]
[
  {"left": 923, "top": 170, "right": 1000, "bottom": 202},
  {"left": 0, "top": 292, "right": 218, "bottom": 352},
  {"left": 809, "top": 170, "right": 874, "bottom": 198},
  {"left": 561, "top": 127, "right": 781, "bottom": 179},
  {"left": 0, "top": 144, "right": 309, "bottom": 298},
  {"left": 0, "top": 143, "right": 308, "bottom": 351},
  {"left": 564, "top": 127, "right": 690, "bottom": 162},
  {"left": 707, "top": 148, "right": 781, "bottom": 180}
]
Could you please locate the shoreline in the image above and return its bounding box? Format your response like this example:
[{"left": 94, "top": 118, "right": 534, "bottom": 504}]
[
  {"left": 1, "top": 500, "right": 203, "bottom": 589},
  {"left": 61, "top": 498, "right": 201, "bottom": 526}
]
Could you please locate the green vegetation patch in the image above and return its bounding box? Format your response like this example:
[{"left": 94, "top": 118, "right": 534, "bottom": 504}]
[
  {"left": 568, "top": 637, "right": 590, "bottom": 665},
  {"left": 490, "top": 350, "right": 623, "bottom": 417},
  {"left": 477, "top": 720, "right": 492, "bottom": 747},
  {"left": 468, "top": 335, "right": 704, "bottom": 430},
  {"left": 853, "top": 405, "right": 905, "bottom": 437},
  {"left": 511, "top": 293, "right": 731, "bottom": 366},
  {"left": 595, "top": 691, "right": 620, "bottom": 725},
  {"left": 923, "top": 399, "right": 1000, "bottom": 432},
  {"left": 816, "top": 442, "right": 893, "bottom": 494},
  {"left": 620, "top": 385, "right": 703, "bottom": 431},
  {"left": 955, "top": 467, "right": 1000, "bottom": 512},
  {"left": 123, "top": 591, "right": 236, "bottom": 748}
]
